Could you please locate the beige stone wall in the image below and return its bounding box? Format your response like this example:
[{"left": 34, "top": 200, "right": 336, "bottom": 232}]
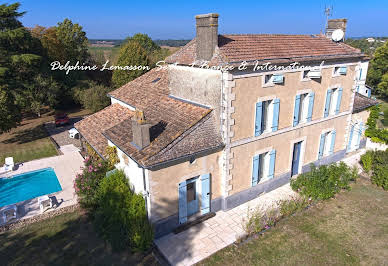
[
  {"left": 231, "top": 65, "right": 356, "bottom": 141},
  {"left": 148, "top": 151, "right": 222, "bottom": 221},
  {"left": 352, "top": 110, "right": 370, "bottom": 124},
  {"left": 229, "top": 115, "right": 349, "bottom": 194}
]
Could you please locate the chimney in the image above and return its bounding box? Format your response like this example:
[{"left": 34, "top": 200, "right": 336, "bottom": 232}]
[
  {"left": 131, "top": 110, "right": 151, "bottom": 149},
  {"left": 325, "top": 18, "right": 347, "bottom": 40},
  {"left": 195, "top": 13, "right": 219, "bottom": 61}
]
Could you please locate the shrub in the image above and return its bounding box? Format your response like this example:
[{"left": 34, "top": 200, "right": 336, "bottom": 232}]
[
  {"left": 370, "top": 149, "right": 388, "bottom": 190},
  {"left": 365, "top": 105, "right": 388, "bottom": 144},
  {"left": 243, "top": 207, "right": 280, "bottom": 235},
  {"left": 360, "top": 151, "right": 374, "bottom": 172},
  {"left": 383, "top": 109, "right": 388, "bottom": 127},
  {"left": 278, "top": 196, "right": 310, "bottom": 217},
  {"left": 290, "top": 162, "right": 358, "bottom": 200},
  {"left": 94, "top": 170, "right": 153, "bottom": 251},
  {"left": 74, "top": 156, "right": 109, "bottom": 209}
]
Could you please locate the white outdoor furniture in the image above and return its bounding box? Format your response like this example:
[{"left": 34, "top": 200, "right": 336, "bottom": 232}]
[
  {"left": 38, "top": 195, "right": 53, "bottom": 213},
  {"left": 1, "top": 205, "right": 17, "bottom": 223},
  {"left": 4, "top": 157, "right": 14, "bottom": 172},
  {"left": 68, "top": 128, "right": 79, "bottom": 139}
]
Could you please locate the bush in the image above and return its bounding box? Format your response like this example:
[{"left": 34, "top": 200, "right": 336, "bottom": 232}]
[
  {"left": 278, "top": 196, "right": 310, "bottom": 217},
  {"left": 94, "top": 170, "right": 153, "bottom": 251},
  {"left": 384, "top": 109, "right": 388, "bottom": 127},
  {"left": 360, "top": 151, "right": 374, "bottom": 172},
  {"left": 243, "top": 207, "right": 279, "bottom": 235},
  {"left": 370, "top": 149, "right": 388, "bottom": 190},
  {"left": 290, "top": 162, "right": 358, "bottom": 200},
  {"left": 74, "top": 156, "right": 109, "bottom": 209},
  {"left": 365, "top": 105, "right": 388, "bottom": 144}
]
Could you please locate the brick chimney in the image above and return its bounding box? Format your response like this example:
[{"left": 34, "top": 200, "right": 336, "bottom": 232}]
[
  {"left": 196, "top": 13, "right": 219, "bottom": 61},
  {"left": 131, "top": 110, "right": 151, "bottom": 149},
  {"left": 325, "top": 19, "right": 347, "bottom": 40}
]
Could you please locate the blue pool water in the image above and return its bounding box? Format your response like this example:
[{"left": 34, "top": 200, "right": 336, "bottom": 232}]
[{"left": 0, "top": 167, "right": 62, "bottom": 207}]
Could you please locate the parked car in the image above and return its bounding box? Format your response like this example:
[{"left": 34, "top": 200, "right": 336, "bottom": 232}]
[{"left": 55, "top": 113, "right": 70, "bottom": 127}]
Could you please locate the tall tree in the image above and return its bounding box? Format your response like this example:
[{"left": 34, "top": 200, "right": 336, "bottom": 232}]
[
  {"left": 367, "top": 42, "right": 388, "bottom": 96},
  {"left": 125, "top": 33, "right": 160, "bottom": 54},
  {"left": 112, "top": 41, "right": 149, "bottom": 88},
  {"left": 0, "top": 3, "right": 43, "bottom": 132}
]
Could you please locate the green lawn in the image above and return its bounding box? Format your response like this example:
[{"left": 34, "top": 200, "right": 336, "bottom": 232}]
[
  {"left": 200, "top": 178, "right": 388, "bottom": 265},
  {"left": 0, "top": 108, "right": 91, "bottom": 164},
  {"left": 0, "top": 209, "right": 159, "bottom": 265}
]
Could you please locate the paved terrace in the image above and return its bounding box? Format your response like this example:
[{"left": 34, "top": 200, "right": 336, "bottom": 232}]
[{"left": 0, "top": 145, "right": 83, "bottom": 223}]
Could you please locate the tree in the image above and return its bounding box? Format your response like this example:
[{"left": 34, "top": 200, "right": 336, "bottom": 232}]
[
  {"left": 0, "top": 3, "right": 44, "bottom": 131},
  {"left": 377, "top": 72, "right": 388, "bottom": 98},
  {"left": 367, "top": 42, "right": 388, "bottom": 96},
  {"left": 73, "top": 82, "right": 111, "bottom": 112},
  {"left": 111, "top": 41, "right": 150, "bottom": 88},
  {"left": 125, "top": 33, "right": 160, "bottom": 54}
]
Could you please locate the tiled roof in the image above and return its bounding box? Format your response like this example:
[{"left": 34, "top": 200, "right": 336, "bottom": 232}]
[
  {"left": 78, "top": 68, "right": 218, "bottom": 167},
  {"left": 74, "top": 104, "right": 134, "bottom": 157},
  {"left": 353, "top": 92, "right": 378, "bottom": 113},
  {"left": 166, "top": 34, "right": 364, "bottom": 65}
]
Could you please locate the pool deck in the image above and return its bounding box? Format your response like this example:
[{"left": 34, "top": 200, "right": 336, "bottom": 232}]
[{"left": 0, "top": 145, "right": 83, "bottom": 224}]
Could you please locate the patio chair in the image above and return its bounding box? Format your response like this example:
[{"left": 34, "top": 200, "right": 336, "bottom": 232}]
[
  {"left": 38, "top": 195, "right": 53, "bottom": 213},
  {"left": 1, "top": 205, "right": 17, "bottom": 223},
  {"left": 4, "top": 157, "right": 14, "bottom": 171}
]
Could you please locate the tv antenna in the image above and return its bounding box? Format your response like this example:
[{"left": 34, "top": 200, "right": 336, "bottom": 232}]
[{"left": 324, "top": 5, "right": 333, "bottom": 33}]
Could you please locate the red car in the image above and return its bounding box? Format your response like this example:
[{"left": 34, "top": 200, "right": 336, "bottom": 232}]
[{"left": 55, "top": 113, "right": 70, "bottom": 127}]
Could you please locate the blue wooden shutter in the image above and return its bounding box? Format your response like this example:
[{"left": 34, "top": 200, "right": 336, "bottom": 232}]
[
  {"left": 178, "top": 181, "right": 187, "bottom": 224},
  {"left": 367, "top": 89, "right": 371, "bottom": 98},
  {"left": 356, "top": 86, "right": 360, "bottom": 93},
  {"left": 318, "top": 133, "right": 325, "bottom": 159},
  {"left": 359, "top": 68, "right": 362, "bottom": 80},
  {"left": 255, "top": 102, "right": 263, "bottom": 136},
  {"left": 347, "top": 125, "right": 354, "bottom": 152},
  {"left": 324, "top": 89, "right": 332, "bottom": 117},
  {"left": 293, "top": 95, "right": 301, "bottom": 126},
  {"left": 252, "top": 155, "right": 260, "bottom": 186},
  {"left": 272, "top": 99, "right": 280, "bottom": 132},
  {"left": 335, "top": 88, "right": 343, "bottom": 114},
  {"left": 307, "top": 92, "right": 315, "bottom": 122},
  {"left": 355, "top": 122, "right": 363, "bottom": 149},
  {"left": 329, "top": 130, "right": 336, "bottom": 155},
  {"left": 268, "top": 150, "right": 276, "bottom": 179},
  {"left": 200, "top": 173, "right": 210, "bottom": 215},
  {"left": 339, "top": 67, "right": 347, "bottom": 75},
  {"left": 272, "top": 74, "right": 284, "bottom": 83}
]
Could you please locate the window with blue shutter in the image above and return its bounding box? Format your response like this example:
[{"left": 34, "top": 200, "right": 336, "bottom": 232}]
[
  {"left": 272, "top": 74, "right": 284, "bottom": 84},
  {"left": 255, "top": 102, "right": 263, "bottom": 136},
  {"left": 272, "top": 99, "right": 280, "bottom": 132},
  {"left": 347, "top": 125, "right": 355, "bottom": 152},
  {"left": 324, "top": 89, "right": 332, "bottom": 117},
  {"left": 338, "top": 66, "right": 347, "bottom": 75},
  {"left": 200, "top": 174, "right": 210, "bottom": 215},
  {"left": 335, "top": 87, "right": 343, "bottom": 114},
  {"left": 318, "top": 133, "right": 326, "bottom": 159},
  {"left": 252, "top": 155, "right": 260, "bottom": 186},
  {"left": 359, "top": 68, "right": 362, "bottom": 80},
  {"left": 329, "top": 130, "right": 336, "bottom": 155},
  {"left": 293, "top": 95, "right": 301, "bottom": 126},
  {"left": 178, "top": 181, "right": 187, "bottom": 224},
  {"left": 355, "top": 122, "right": 363, "bottom": 149},
  {"left": 367, "top": 89, "right": 371, "bottom": 98},
  {"left": 268, "top": 150, "right": 276, "bottom": 179},
  {"left": 307, "top": 92, "right": 315, "bottom": 122}
]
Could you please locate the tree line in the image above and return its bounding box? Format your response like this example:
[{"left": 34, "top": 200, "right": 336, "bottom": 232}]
[{"left": 0, "top": 2, "right": 172, "bottom": 133}]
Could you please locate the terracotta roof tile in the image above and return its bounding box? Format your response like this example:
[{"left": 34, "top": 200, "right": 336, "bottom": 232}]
[
  {"left": 353, "top": 92, "right": 378, "bottom": 113},
  {"left": 166, "top": 34, "right": 364, "bottom": 65},
  {"left": 74, "top": 104, "right": 134, "bottom": 157}
]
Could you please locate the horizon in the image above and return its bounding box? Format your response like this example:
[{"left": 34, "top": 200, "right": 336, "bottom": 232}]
[{"left": 17, "top": 0, "right": 388, "bottom": 39}]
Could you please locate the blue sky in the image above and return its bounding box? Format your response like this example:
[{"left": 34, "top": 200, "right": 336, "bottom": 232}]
[{"left": 18, "top": 0, "right": 388, "bottom": 39}]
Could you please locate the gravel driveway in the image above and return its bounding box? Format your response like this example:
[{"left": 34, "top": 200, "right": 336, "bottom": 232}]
[{"left": 45, "top": 118, "right": 82, "bottom": 148}]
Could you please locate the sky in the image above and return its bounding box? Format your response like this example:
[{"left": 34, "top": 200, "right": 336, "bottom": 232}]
[{"left": 17, "top": 0, "right": 388, "bottom": 39}]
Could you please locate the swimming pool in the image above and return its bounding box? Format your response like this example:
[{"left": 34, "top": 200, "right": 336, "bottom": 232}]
[{"left": 0, "top": 167, "right": 62, "bottom": 207}]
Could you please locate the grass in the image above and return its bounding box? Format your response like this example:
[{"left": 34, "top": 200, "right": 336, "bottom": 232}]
[
  {"left": 200, "top": 177, "right": 388, "bottom": 265},
  {"left": 0, "top": 107, "right": 91, "bottom": 164},
  {"left": 0, "top": 209, "right": 158, "bottom": 265}
]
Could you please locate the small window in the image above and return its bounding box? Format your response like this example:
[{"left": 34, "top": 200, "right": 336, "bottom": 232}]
[
  {"left": 302, "top": 70, "right": 310, "bottom": 80},
  {"left": 189, "top": 157, "right": 196, "bottom": 164},
  {"left": 186, "top": 182, "right": 196, "bottom": 202},
  {"left": 264, "top": 74, "right": 273, "bottom": 85},
  {"left": 264, "top": 74, "right": 284, "bottom": 86},
  {"left": 334, "top": 66, "right": 347, "bottom": 76}
]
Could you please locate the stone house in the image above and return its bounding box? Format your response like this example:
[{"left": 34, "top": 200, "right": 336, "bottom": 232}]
[{"left": 75, "top": 13, "right": 377, "bottom": 237}]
